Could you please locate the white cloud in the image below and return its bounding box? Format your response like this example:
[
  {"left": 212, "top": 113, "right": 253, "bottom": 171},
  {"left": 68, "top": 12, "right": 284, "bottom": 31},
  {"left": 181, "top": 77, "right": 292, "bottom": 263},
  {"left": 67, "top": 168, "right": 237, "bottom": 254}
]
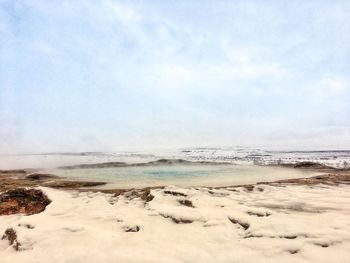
[
  {"left": 1, "top": 0, "right": 349, "bottom": 152},
  {"left": 325, "top": 78, "right": 348, "bottom": 95},
  {"left": 309, "top": 78, "right": 349, "bottom": 98}
]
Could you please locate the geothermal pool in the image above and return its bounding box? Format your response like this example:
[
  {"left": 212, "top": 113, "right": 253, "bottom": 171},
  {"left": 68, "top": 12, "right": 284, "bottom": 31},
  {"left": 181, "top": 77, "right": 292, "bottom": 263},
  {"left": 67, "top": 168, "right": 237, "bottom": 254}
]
[{"left": 50, "top": 163, "right": 317, "bottom": 189}]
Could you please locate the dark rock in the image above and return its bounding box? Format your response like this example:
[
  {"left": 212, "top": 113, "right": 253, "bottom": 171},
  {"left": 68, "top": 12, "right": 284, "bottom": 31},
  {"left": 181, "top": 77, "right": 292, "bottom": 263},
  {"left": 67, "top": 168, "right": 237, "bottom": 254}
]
[
  {"left": 60, "top": 162, "right": 128, "bottom": 169},
  {"left": 43, "top": 181, "right": 106, "bottom": 189},
  {"left": 178, "top": 199, "right": 194, "bottom": 208},
  {"left": 1, "top": 228, "right": 21, "bottom": 251},
  {"left": 18, "top": 223, "right": 35, "bottom": 229},
  {"left": 0, "top": 188, "right": 51, "bottom": 216},
  {"left": 139, "top": 188, "right": 154, "bottom": 202},
  {"left": 141, "top": 159, "right": 192, "bottom": 166},
  {"left": 59, "top": 159, "right": 232, "bottom": 169},
  {"left": 160, "top": 213, "right": 193, "bottom": 224},
  {"left": 208, "top": 190, "right": 229, "bottom": 197},
  {"left": 123, "top": 188, "right": 155, "bottom": 202},
  {"left": 25, "top": 173, "right": 59, "bottom": 180},
  {"left": 164, "top": 190, "right": 187, "bottom": 197},
  {"left": 0, "top": 170, "right": 27, "bottom": 175},
  {"left": 171, "top": 217, "right": 193, "bottom": 224},
  {"left": 243, "top": 185, "right": 255, "bottom": 191},
  {"left": 247, "top": 211, "right": 271, "bottom": 217},
  {"left": 314, "top": 242, "right": 330, "bottom": 248},
  {"left": 228, "top": 218, "right": 250, "bottom": 230},
  {"left": 281, "top": 235, "right": 297, "bottom": 239},
  {"left": 123, "top": 225, "right": 140, "bottom": 232},
  {"left": 293, "top": 162, "right": 329, "bottom": 169}
]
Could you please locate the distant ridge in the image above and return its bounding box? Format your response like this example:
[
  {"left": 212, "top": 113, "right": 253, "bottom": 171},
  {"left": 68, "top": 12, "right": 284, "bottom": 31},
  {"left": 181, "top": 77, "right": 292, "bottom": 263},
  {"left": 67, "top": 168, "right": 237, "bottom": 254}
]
[{"left": 59, "top": 159, "right": 232, "bottom": 169}]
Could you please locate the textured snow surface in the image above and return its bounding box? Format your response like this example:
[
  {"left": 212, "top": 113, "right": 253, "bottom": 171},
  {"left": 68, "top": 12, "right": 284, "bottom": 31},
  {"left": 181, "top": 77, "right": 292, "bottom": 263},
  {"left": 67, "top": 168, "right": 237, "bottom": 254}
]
[{"left": 1, "top": 184, "right": 350, "bottom": 263}]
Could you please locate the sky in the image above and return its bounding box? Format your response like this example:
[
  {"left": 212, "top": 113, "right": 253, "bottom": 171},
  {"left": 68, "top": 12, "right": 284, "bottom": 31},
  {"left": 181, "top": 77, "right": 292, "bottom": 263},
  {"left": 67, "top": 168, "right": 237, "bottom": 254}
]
[{"left": 0, "top": 0, "right": 350, "bottom": 153}]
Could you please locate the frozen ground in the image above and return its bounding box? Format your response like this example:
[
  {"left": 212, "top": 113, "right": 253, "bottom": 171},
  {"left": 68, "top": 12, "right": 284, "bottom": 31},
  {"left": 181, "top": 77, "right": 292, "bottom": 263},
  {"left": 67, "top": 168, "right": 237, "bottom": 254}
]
[
  {"left": 178, "top": 147, "right": 350, "bottom": 168},
  {"left": 1, "top": 147, "right": 349, "bottom": 170},
  {"left": 1, "top": 184, "right": 350, "bottom": 263}
]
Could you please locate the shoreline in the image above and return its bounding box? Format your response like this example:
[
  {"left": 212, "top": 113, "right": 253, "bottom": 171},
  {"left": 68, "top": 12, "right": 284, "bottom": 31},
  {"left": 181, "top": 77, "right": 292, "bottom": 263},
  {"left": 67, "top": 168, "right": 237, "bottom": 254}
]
[{"left": 1, "top": 160, "right": 349, "bottom": 194}]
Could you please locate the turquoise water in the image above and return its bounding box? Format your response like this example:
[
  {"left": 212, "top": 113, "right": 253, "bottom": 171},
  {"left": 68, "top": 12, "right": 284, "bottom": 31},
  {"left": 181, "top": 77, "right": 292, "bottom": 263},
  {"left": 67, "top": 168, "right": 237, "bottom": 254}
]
[{"left": 50, "top": 164, "right": 316, "bottom": 189}]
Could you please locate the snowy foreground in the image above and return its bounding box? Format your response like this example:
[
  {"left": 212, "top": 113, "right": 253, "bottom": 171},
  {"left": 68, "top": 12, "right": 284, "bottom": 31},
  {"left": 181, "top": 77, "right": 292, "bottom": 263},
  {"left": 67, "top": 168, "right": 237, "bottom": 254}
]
[{"left": 1, "top": 184, "right": 350, "bottom": 263}]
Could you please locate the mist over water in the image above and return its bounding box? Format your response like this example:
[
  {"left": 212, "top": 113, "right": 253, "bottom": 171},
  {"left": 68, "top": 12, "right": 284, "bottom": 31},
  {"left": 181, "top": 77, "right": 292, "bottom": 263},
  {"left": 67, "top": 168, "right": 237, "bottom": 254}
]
[
  {"left": 1, "top": 148, "right": 348, "bottom": 188},
  {"left": 1, "top": 147, "right": 349, "bottom": 170},
  {"left": 51, "top": 164, "right": 316, "bottom": 189}
]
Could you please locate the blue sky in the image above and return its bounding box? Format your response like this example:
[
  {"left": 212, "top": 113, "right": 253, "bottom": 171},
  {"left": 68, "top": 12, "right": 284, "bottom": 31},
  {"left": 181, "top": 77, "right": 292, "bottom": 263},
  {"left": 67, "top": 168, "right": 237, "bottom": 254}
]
[{"left": 0, "top": 0, "right": 349, "bottom": 153}]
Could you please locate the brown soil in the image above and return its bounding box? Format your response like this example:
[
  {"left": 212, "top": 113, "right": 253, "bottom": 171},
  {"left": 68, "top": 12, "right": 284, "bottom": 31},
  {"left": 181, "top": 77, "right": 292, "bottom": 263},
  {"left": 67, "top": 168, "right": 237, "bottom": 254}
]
[
  {"left": 42, "top": 181, "right": 106, "bottom": 189},
  {"left": 25, "top": 173, "right": 60, "bottom": 180},
  {"left": 282, "top": 161, "right": 331, "bottom": 169},
  {"left": 0, "top": 169, "right": 106, "bottom": 192},
  {"left": 0, "top": 188, "right": 51, "bottom": 216},
  {"left": 261, "top": 162, "right": 350, "bottom": 186},
  {"left": 267, "top": 172, "right": 350, "bottom": 186}
]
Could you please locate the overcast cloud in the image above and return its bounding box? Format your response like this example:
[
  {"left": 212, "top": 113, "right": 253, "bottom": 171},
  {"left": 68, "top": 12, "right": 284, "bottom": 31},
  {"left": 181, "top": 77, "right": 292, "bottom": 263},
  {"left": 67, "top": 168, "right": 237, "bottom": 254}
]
[{"left": 0, "top": 0, "right": 349, "bottom": 153}]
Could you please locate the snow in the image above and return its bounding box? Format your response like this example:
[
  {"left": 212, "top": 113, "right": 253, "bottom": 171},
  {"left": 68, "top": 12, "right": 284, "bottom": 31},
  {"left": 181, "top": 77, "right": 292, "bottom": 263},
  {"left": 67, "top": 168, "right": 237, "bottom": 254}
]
[
  {"left": 1, "top": 147, "right": 349, "bottom": 170},
  {"left": 1, "top": 184, "right": 350, "bottom": 263}
]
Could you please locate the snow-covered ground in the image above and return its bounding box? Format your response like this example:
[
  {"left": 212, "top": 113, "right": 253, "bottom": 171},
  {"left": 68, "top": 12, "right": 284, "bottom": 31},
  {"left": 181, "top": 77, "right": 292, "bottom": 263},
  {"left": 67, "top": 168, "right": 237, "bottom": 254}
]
[
  {"left": 1, "top": 147, "right": 349, "bottom": 170},
  {"left": 1, "top": 184, "right": 350, "bottom": 263},
  {"left": 177, "top": 147, "right": 350, "bottom": 168}
]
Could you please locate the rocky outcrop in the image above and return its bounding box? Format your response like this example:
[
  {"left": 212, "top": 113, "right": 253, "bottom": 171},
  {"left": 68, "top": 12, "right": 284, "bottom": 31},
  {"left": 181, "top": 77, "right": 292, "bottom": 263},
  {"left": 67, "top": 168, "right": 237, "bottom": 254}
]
[
  {"left": 163, "top": 190, "right": 187, "bottom": 197},
  {"left": 60, "top": 162, "right": 128, "bottom": 169},
  {"left": 0, "top": 188, "right": 51, "bottom": 216},
  {"left": 271, "top": 173, "right": 350, "bottom": 185},
  {"left": 59, "top": 159, "right": 231, "bottom": 169},
  {"left": 25, "top": 173, "right": 60, "bottom": 181},
  {"left": 178, "top": 199, "right": 194, "bottom": 208},
  {"left": 0, "top": 169, "right": 27, "bottom": 175},
  {"left": 279, "top": 161, "right": 334, "bottom": 170},
  {"left": 42, "top": 181, "right": 106, "bottom": 189},
  {"left": 292, "top": 162, "right": 330, "bottom": 169},
  {"left": 0, "top": 169, "right": 106, "bottom": 191}
]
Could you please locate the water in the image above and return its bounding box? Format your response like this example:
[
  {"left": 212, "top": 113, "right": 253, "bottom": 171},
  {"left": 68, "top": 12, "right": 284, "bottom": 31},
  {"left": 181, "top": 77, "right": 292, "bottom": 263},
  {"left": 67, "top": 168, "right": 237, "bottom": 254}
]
[
  {"left": 50, "top": 164, "right": 317, "bottom": 189},
  {"left": 0, "top": 150, "right": 328, "bottom": 189}
]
